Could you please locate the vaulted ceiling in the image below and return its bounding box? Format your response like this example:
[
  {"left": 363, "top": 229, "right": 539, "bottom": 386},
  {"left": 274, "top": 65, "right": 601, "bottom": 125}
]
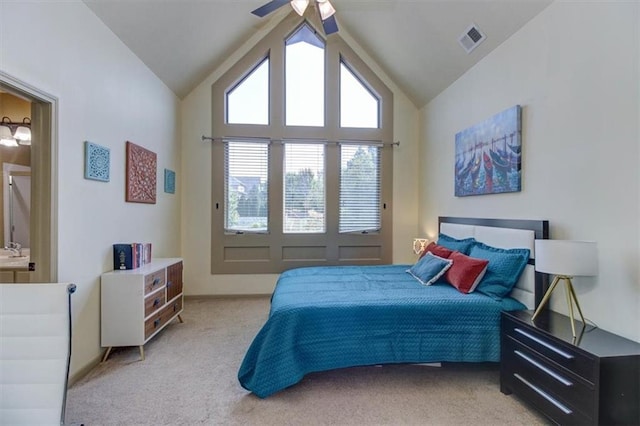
[{"left": 84, "top": 0, "right": 552, "bottom": 107}]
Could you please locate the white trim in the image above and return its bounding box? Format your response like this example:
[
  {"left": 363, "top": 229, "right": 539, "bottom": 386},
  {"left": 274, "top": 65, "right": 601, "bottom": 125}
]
[{"left": 0, "top": 70, "right": 59, "bottom": 281}]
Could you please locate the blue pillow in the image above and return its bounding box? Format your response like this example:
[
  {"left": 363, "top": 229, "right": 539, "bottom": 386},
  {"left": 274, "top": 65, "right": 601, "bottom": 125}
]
[
  {"left": 437, "top": 233, "right": 477, "bottom": 255},
  {"left": 469, "top": 242, "right": 530, "bottom": 300},
  {"left": 406, "top": 252, "right": 453, "bottom": 286}
]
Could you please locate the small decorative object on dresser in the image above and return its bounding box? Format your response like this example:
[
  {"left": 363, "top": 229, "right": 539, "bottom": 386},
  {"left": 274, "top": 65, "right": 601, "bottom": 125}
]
[
  {"left": 101, "top": 258, "right": 183, "bottom": 362},
  {"left": 501, "top": 310, "right": 640, "bottom": 425}
]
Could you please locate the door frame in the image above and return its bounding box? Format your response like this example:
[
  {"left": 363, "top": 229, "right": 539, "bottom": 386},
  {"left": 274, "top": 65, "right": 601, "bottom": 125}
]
[{"left": 0, "top": 70, "right": 58, "bottom": 282}]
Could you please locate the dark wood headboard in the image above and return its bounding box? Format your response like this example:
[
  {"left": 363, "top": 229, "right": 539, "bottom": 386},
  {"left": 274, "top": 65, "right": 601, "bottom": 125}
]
[{"left": 438, "top": 216, "right": 550, "bottom": 309}]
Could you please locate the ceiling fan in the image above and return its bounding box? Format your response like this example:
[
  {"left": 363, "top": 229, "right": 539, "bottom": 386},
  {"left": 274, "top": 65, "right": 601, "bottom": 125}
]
[{"left": 251, "top": 0, "right": 339, "bottom": 35}]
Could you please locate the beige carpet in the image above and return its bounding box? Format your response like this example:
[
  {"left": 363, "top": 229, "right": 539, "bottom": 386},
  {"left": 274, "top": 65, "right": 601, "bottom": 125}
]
[{"left": 66, "top": 297, "right": 548, "bottom": 425}]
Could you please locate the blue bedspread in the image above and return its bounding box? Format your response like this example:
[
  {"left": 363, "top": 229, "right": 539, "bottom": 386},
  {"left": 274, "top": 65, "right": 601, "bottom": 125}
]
[{"left": 238, "top": 265, "right": 525, "bottom": 398}]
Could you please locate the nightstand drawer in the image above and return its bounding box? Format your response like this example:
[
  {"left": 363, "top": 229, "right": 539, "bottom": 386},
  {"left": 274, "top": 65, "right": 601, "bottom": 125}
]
[
  {"left": 504, "top": 336, "right": 595, "bottom": 418},
  {"left": 503, "top": 317, "right": 597, "bottom": 383},
  {"left": 506, "top": 370, "right": 592, "bottom": 426}
]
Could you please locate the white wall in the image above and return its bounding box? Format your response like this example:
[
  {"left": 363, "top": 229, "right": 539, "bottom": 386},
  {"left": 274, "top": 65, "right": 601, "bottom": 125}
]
[
  {"left": 181, "top": 19, "right": 420, "bottom": 296},
  {"left": 419, "top": 1, "right": 639, "bottom": 342},
  {"left": 0, "top": 1, "right": 181, "bottom": 377}
]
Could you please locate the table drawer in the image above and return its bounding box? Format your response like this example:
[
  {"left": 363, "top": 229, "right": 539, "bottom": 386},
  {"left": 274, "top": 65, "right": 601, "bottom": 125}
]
[
  {"left": 144, "top": 296, "right": 182, "bottom": 340},
  {"left": 505, "top": 371, "right": 592, "bottom": 426},
  {"left": 144, "top": 291, "right": 166, "bottom": 318},
  {"left": 503, "top": 317, "right": 597, "bottom": 383},
  {"left": 144, "top": 269, "right": 165, "bottom": 295},
  {"left": 504, "top": 336, "right": 595, "bottom": 419},
  {"left": 165, "top": 296, "right": 183, "bottom": 318}
]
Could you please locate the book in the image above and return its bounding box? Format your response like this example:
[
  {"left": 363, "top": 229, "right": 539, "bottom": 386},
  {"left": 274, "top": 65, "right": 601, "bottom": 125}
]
[
  {"left": 143, "top": 243, "right": 152, "bottom": 265},
  {"left": 113, "top": 244, "right": 135, "bottom": 270}
]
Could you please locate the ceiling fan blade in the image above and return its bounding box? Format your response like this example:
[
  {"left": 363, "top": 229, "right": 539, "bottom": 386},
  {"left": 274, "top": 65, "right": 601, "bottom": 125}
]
[
  {"left": 251, "top": 0, "right": 291, "bottom": 17},
  {"left": 322, "top": 15, "right": 339, "bottom": 35}
]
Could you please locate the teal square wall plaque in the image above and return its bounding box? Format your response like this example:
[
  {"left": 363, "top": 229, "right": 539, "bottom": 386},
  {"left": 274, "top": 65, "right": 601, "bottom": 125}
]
[
  {"left": 164, "top": 168, "right": 175, "bottom": 194},
  {"left": 84, "top": 141, "right": 110, "bottom": 182}
]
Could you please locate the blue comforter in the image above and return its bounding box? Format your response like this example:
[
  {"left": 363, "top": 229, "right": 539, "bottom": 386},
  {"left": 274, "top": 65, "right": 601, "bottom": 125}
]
[{"left": 238, "top": 265, "right": 525, "bottom": 398}]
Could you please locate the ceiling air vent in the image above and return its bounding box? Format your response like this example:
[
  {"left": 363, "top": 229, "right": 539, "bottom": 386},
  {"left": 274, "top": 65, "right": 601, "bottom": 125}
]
[{"left": 459, "top": 24, "right": 486, "bottom": 54}]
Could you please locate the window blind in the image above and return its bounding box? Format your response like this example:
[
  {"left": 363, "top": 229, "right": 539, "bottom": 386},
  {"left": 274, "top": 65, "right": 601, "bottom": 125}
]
[
  {"left": 339, "top": 144, "right": 381, "bottom": 233},
  {"left": 224, "top": 140, "right": 269, "bottom": 233},
  {"left": 283, "top": 142, "right": 325, "bottom": 233}
]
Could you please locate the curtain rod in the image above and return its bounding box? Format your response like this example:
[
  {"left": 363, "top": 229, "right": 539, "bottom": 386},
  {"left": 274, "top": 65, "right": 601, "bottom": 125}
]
[{"left": 201, "top": 135, "right": 400, "bottom": 147}]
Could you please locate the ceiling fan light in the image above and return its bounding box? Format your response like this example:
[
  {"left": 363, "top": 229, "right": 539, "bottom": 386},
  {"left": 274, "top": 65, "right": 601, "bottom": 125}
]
[
  {"left": 318, "top": 0, "right": 335, "bottom": 20},
  {"left": 14, "top": 126, "right": 31, "bottom": 142},
  {"left": 291, "top": 0, "right": 309, "bottom": 16}
]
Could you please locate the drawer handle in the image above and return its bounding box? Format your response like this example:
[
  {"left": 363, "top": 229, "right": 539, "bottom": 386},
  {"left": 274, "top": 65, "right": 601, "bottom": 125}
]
[
  {"left": 173, "top": 303, "right": 178, "bottom": 312},
  {"left": 154, "top": 318, "right": 161, "bottom": 328},
  {"left": 167, "top": 281, "right": 172, "bottom": 288},
  {"left": 514, "top": 350, "right": 573, "bottom": 386},
  {"left": 513, "top": 373, "right": 573, "bottom": 415},
  {"left": 514, "top": 328, "right": 574, "bottom": 360},
  {"left": 153, "top": 298, "right": 161, "bottom": 307},
  {"left": 152, "top": 278, "right": 160, "bottom": 286}
]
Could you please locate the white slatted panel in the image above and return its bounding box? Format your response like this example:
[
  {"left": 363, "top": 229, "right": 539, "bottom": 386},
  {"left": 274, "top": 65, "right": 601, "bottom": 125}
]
[{"left": 0, "top": 283, "right": 71, "bottom": 425}]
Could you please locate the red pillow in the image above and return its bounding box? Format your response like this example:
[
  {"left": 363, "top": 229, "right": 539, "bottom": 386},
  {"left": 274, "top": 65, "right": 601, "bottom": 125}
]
[
  {"left": 444, "top": 251, "right": 489, "bottom": 294},
  {"left": 420, "top": 242, "right": 454, "bottom": 259}
]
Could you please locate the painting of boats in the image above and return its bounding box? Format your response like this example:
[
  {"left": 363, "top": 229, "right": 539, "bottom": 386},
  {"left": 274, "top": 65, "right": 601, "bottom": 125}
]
[{"left": 454, "top": 105, "right": 522, "bottom": 196}]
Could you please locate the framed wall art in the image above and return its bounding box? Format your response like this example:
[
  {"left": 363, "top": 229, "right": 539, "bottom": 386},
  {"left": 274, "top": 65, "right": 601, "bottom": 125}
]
[
  {"left": 454, "top": 105, "right": 522, "bottom": 197},
  {"left": 125, "top": 141, "right": 157, "bottom": 204},
  {"left": 164, "top": 168, "right": 176, "bottom": 194},
  {"left": 84, "top": 141, "right": 110, "bottom": 182}
]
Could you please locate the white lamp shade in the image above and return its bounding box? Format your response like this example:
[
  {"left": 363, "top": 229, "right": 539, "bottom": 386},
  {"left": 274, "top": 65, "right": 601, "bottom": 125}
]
[
  {"left": 291, "top": 0, "right": 309, "bottom": 16},
  {"left": 534, "top": 240, "right": 598, "bottom": 277},
  {"left": 0, "top": 125, "right": 13, "bottom": 140},
  {"left": 0, "top": 138, "right": 18, "bottom": 147},
  {"left": 14, "top": 126, "right": 31, "bottom": 142}
]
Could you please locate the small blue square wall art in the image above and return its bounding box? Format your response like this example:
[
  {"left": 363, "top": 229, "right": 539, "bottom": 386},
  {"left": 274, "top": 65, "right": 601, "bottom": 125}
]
[
  {"left": 164, "top": 168, "right": 176, "bottom": 194},
  {"left": 84, "top": 141, "right": 110, "bottom": 182}
]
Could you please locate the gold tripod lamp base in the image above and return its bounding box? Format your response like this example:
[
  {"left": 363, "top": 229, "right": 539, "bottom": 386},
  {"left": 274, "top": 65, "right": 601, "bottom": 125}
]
[{"left": 531, "top": 275, "right": 585, "bottom": 338}]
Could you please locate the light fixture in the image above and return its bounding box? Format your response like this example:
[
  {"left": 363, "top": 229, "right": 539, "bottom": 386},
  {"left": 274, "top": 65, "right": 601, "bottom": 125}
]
[
  {"left": 0, "top": 124, "right": 17, "bottom": 146},
  {"left": 291, "top": 0, "right": 309, "bottom": 16},
  {"left": 532, "top": 240, "right": 598, "bottom": 337},
  {"left": 0, "top": 117, "right": 31, "bottom": 147},
  {"left": 317, "top": 0, "right": 336, "bottom": 20},
  {"left": 412, "top": 238, "right": 429, "bottom": 256}
]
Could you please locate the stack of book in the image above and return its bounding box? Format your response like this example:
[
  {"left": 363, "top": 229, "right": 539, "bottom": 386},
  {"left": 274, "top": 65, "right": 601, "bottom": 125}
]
[{"left": 113, "top": 243, "right": 152, "bottom": 270}]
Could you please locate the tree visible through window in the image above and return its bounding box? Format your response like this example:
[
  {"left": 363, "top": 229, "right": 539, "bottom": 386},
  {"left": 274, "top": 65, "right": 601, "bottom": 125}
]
[
  {"left": 224, "top": 140, "right": 269, "bottom": 232},
  {"left": 284, "top": 143, "right": 325, "bottom": 233},
  {"left": 340, "top": 144, "right": 381, "bottom": 233}
]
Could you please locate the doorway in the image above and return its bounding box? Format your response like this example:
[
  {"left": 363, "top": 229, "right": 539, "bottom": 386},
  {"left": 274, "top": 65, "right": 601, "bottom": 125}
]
[{"left": 0, "top": 71, "right": 57, "bottom": 283}]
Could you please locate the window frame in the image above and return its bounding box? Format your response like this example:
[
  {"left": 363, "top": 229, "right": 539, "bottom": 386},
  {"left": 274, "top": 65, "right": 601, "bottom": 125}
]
[{"left": 211, "top": 14, "right": 393, "bottom": 274}]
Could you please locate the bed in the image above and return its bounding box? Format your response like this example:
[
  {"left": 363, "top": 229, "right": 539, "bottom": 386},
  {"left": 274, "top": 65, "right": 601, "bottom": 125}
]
[{"left": 238, "top": 217, "right": 549, "bottom": 398}]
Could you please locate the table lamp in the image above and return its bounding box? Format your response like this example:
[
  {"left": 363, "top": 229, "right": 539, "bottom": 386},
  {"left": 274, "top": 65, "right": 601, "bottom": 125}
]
[
  {"left": 412, "top": 238, "right": 429, "bottom": 256},
  {"left": 531, "top": 240, "right": 598, "bottom": 337}
]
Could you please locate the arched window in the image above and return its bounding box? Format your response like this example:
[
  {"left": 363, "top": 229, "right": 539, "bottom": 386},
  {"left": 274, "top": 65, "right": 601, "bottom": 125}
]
[{"left": 211, "top": 14, "right": 393, "bottom": 273}]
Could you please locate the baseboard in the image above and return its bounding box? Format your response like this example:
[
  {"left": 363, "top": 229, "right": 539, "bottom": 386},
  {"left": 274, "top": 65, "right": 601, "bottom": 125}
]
[
  {"left": 68, "top": 352, "right": 103, "bottom": 387},
  {"left": 184, "top": 294, "right": 271, "bottom": 300}
]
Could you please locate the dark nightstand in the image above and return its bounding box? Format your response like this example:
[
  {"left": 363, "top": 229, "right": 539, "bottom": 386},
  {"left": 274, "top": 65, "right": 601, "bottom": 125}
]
[{"left": 501, "top": 310, "right": 640, "bottom": 425}]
